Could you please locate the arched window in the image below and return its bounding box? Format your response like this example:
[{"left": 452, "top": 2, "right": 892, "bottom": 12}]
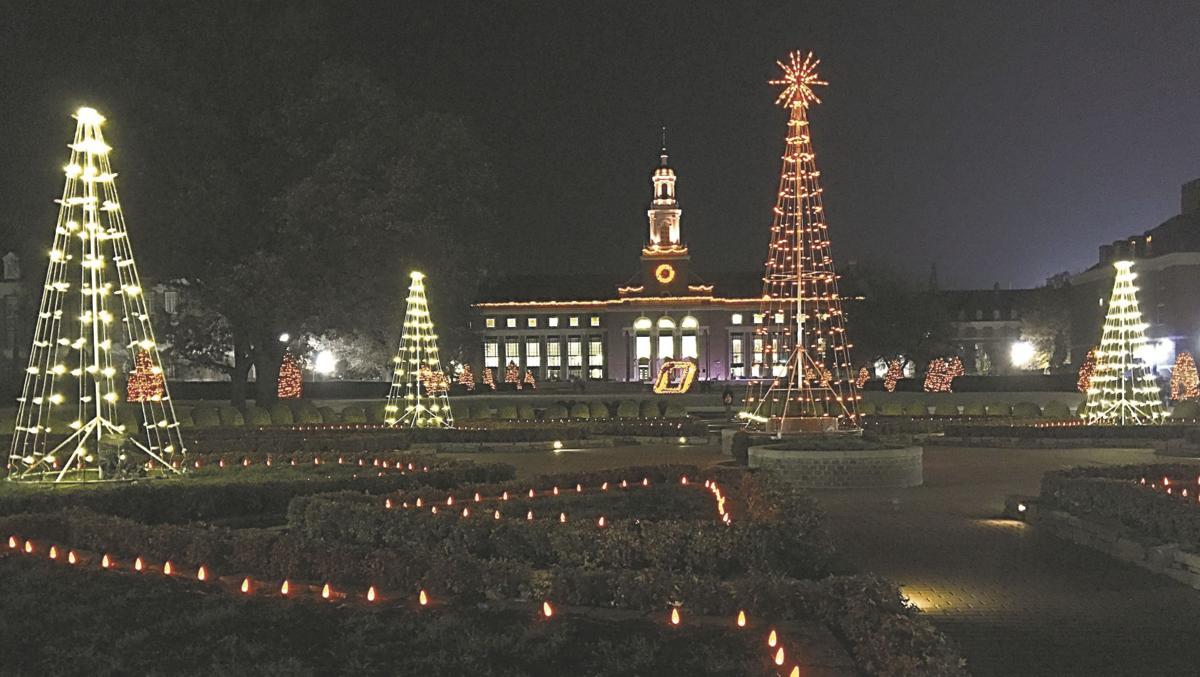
[
  {"left": 680, "top": 316, "right": 698, "bottom": 359},
  {"left": 657, "top": 316, "right": 675, "bottom": 359}
]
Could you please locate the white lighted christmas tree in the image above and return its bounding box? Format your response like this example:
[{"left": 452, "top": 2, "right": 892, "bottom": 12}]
[
  {"left": 1083, "top": 261, "right": 1165, "bottom": 425},
  {"left": 384, "top": 272, "right": 453, "bottom": 428},
  {"left": 743, "top": 52, "right": 860, "bottom": 432},
  {"left": 8, "top": 107, "right": 185, "bottom": 481}
]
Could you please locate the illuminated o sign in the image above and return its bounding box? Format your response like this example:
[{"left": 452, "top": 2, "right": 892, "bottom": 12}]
[{"left": 654, "top": 263, "right": 676, "bottom": 284}]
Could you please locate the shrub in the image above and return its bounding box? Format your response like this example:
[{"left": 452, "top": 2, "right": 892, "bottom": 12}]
[
  {"left": 317, "top": 406, "right": 339, "bottom": 424},
  {"left": 268, "top": 403, "right": 294, "bottom": 425},
  {"left": 960, "top": 401, "right": 986, "bottom": 416},
  {"left": 217, "top": 406, "right": 244, "bottom": 427},
  {"left": 1012, "top": 401, "right": 1041, "bottom": 418},
  {"left": 569, "top": 403, "right": 590, "bottom": 420},
  {"left": 116, "top": 406, "right": 142, "bottom": 434},
  {"left": 496, "top": 404, "right": 518, "bottom": 420},
  {"left": 902, "top": 401, "right": 928, "bottom": 416},
  {"left": 517, "top": 404, "right": 536, "bottom": 420},
  {"left": 1041, "top": 400, "right": 1072, "bottom": 419},
  {"left": 366, "top": 402, "right": 388, "bottom": 424},
  {"left": 879, "top": 401, "right": 905, "bottom": 416},
  {"left": 1172, "top": 400, "right": 1200, "bottom": 419},
  {"left": 934, "top": 402, "right": 960, "bottom": 416},
  {"left": 616, "top": 400, "right": 639, "bottom": 419},
  {"left": 730, "top": 431, "right": 751, "bottom": 466},
  {"left": 639, "top": 400, "right": 661, "bottom": 419},
  {"left": 663, "top": 403, "right": 687, "bottom": 418},
  {"left": 190, "top": 406, "right": 221, "bottom": 429},
  {"left": 985, "top": 401, "right": 1011, "bottom": 416},
  {"left": 469, "top": 403, "right": 493, "bottom": 420},
  {"left": 293, "top": 404, "right": 323, "bottom": 425},
  {"left": 340, "top": 405, "right": 367, "bottom": 424},
  {"left": 542, "top": 404, "right": 568, "bottom": 420},
  {"left": 589, "top": 401, "right": 610, "bottom": 419},
  {"left": 242, "top": 405, "right": 272, "bottom": 426}
]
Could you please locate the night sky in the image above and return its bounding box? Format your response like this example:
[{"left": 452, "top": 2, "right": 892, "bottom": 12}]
[{"left": 3, "top": 1, "right": 1198, "bottom": 290}]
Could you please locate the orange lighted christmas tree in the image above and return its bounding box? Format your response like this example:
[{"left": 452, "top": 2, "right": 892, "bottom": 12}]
[
  {"left": 126, "top": 351, "right": 165, "bottom": 402},
  {"left": 1077, "top": 348, "right": 1096, "bottom": 393},
  {"left": 743, "top": 52, "right": 860, "bottom": 432},
  {"left": 923, "top": 357, "right": 964, "bottom": 393},
  {"left": 482, "top": 367, "right": 496, "bottom": 391},
  {"left": 457, "top": 364, "right": 475, "bottom": 392},
  {"left": 884, "top": 360, "right": 903, "bottom": 393},
  {"left": 1170, "top": 352, "right": 1199, "bottom": 401},
  {"left": 277, "top": 351, "right": 303, "bottom": 399}
]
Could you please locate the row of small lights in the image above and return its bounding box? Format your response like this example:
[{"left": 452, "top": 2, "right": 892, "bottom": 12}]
[
  {"left": 384, "top": 474, "right": 731, "bottom": 525},
  {"left": 4, "top": 534, "right": 800, "bottom": 675},
  {"left": 1140, "top": 476, "right": 1200, "bottom": 504},
  {"left": 185, "top": 454, "right": 430, "bottom": 473}
]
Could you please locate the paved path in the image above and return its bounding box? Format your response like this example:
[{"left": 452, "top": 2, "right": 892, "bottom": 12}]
[{"left": 816, "top": 446, "right": 1200, "bottom": 677}]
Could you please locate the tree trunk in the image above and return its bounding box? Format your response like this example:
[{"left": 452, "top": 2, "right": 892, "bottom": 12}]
[
  {"left": 229, "top": 334, "right": 254, "bottom": 409},
  {"left": 253, "top": 336, "right": 283, "bottom": 404}
]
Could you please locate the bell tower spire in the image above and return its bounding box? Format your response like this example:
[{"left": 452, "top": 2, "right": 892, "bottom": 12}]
[{"left": 647, "top": 129, "right": 682, "bottom": 250}]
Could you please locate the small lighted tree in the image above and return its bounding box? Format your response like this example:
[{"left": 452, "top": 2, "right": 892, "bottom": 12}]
[
  {"left": 277, "top": 350, "right": 303, "bottom": 399},
  {"left": 384, "top": 272, "right": 453, "bottom": 428},
  {"left": 854, "top": 366, "right": 870, "bottom": 389},
  {"left": 1077, "top": 348, "right": 1096, "bottom": 393},
  {"left": 1082, "top": 261, "right": 1165, "bottom": 425},
  {"left": 884, "top": 360, "right": 903, "bottom": 393},
  {"left": 505, "top": 361, "right": 520, "bottom": 390},
  {"left": 523, "top": 369, "right": 537, "bottom": 390},
  {"left": 923, "top": 357, "right": 963, "bottom": 393},
  {"left": 126, "top": 350, "right": 165, "bottom": 402},
  {"left": 1170, "top": 352, "right": 1199, "bottom": 401},
  {"left": 457, "top": 364, "right": 476, "bottom": 392},
  {"left": 482, "top": 367, "right": 496, "bottom": 391}
]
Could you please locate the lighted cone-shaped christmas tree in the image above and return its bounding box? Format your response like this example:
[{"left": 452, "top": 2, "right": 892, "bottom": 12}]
[
  {"left": 1083, "top": 261, "right": 1165, "bottom": 425},
  {"left": 743, "top": 52, "right": 860, "bottom": 432},
  {"left": 384, "top": 272, "right": 453, "bottom": 428},
  {"left": 8, "top": 107, "right": 186, "bottom": 481}
]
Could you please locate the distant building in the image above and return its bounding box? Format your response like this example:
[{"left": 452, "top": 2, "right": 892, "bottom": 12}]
[
  {"left": 470, "top": 143, "right": 764, "bottom": 383},
  {"left": 1069, "top": 178, "right": 1200, "bottom": 365},
  {"left": 942, "top": 286, "right": 1034, "bottom": 375}
]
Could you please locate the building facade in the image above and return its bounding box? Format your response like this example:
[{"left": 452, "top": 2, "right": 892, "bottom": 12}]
[{"left": 470, "top": 145, "right": 768, "bottom": 383}]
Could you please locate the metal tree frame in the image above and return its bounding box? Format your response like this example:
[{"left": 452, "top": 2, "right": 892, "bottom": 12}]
[
  {"left": 8, "top": 108, "right": 186, "bottom": 481},
  {"left": 743, "top": 52, "right": 861, "bottom": 433},
  {"left": 384, "top": 272, "right": 453, "bottom": 428},
  {"left": 1082, "top": 260, "right": 1166, "bottom": 425}
]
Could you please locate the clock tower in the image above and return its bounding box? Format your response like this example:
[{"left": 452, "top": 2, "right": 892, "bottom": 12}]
[{"left": 620, "top": 136, "right": 699, "bottom": 297}]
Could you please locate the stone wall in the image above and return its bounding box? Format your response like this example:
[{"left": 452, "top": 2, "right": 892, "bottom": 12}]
[{"left": 747, "top": 444, "right": 923, "bottom": 488}]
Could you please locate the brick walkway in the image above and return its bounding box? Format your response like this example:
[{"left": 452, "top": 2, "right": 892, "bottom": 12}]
[{"left": 816, "top": 446, "right": 1200, "bottom": 677}]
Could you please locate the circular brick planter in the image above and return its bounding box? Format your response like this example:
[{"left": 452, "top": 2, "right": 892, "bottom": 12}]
[{"left": 747, "top": 443, "right": 923, "bottom": 488}]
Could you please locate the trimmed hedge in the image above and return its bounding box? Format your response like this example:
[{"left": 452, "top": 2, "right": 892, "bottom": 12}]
[
  {"left": 943, "top": 424, "right": 1191, "bottom": 440},
  {"left": 960, "top": 401, "right": 986, "bottom": 416},
  {"left": 0, "top": 460, "right": 515, "bottom": 524},
  {"left": 617, "top": 400, "right": 639, "bottom": 419},
  {"left": 663, "top": 403, "right": 687, "bottom": 418},
  {"left": 589, "top": 401, "right": 610, "bottom": 419},
  {"left": 568, "top": 403, "right": 590, "bottom": 420},
  {"left": 640, "top": 400, "right": 662, "bottom": 419},
  {"left": 496, "top": 404, "right": 518, "bottom": 420},
  {"left": 934, "top": 403, "right": 960, "bottom": 416},
  {"left": 986, "top": 401, "right": 1011, "bottom": 416},
  {"left": 1172, "top": 400, "right": 1200, "bottom": 419},
  {"left": 317, "top": 406, "right": 339, "bottom": 424},
  {"left": 1011, "top": 401, "right": 1042, "bottom": 418},
  {"left": 339, "top": 405, "right": 367, "bottom": 423},
  {"left": 191, "top": 406, "right": 221, "bottom": 428},
  {"left": 267, "top": 403, "right": 294, "bottom": 425},
  {"left": 217, "top": 406, "right": 244, "bottom": 427},
  {"left": 1042, "top": 400, "right": 1071, "bottom": 419},
  {"left": 469, "top": 403, "right": 493, "bottom": 420},
  {"left": 541, "top": 404, "right": 568, "bottom": 419},
  {"left": 517, "top": 404, "right": 536, "bottom": 420},
  {"left": 1041, "top": 463, "right": 1200, "bottom": 547}
]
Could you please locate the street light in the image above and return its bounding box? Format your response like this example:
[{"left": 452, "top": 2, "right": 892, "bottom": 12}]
[
  {"left": 314, "top": 349, "right": 336, "bottom": 376},
  {"left": 1010, "top": 341, "right": 1035, "bottom": 368}
]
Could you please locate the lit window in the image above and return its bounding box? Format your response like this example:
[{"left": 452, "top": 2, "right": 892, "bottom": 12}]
[
  {"left": 753, "top": 313, "right": 764, "bottom": 325},
  {"left": 504, "top": 341, "right": 520, "bottom": 364},
  {"left": 773, "top": 312, "right": 784, "bottom": 325},
  {"left": 567, "top": 337, "right": 583, "bottom": 367},
  {"left": 569, "top": 316, "right": 580, "bottom": 327},
  {"left": 590, "top": 315, "right": 600, "bottom": 327},
  {"left": 633, "top": 317, "right": 652, "bottom": 331},
  {"left": 588, "top": 337, "right": 603, "bottom": 366},
  {"left": 659, "top": 334, "right": 675, "bottom": 359},
  {"left": 731, "top": 313, "right": 743, "bottom": 325},
  {"left": 485, "top": 317, "right": 496, "bottom": 329},
  {"left": 484, "top": 339, "right": 499, "bottom": 368},
  {"left": 657, "top": 316, "right": 675, "bottom": 330},
  {"left": 636, "top": 335, "right": 651, "bottom": 360},
  {"left": 731, "top": 338, "right": 744, "bottom": 377},
  {"left": 526, "top": 340, "right": 541, "bottom": 366},
  {"left": 163, "top": 290, "right": 179, "bottom": 315},
  {"left": 547, "top": 338, "right": 562, "bottom": 366},
  {"left": 506, "top": 317, "right": 517, "bottom": 328},
  {"left": 549, "top": 316, "right": 560, "bottom": 327},
  {"left": 527, "top": 317, "right": 538, "bottom": 328},
  {"left": 681, "top": 335, "right": 698, "bottom": 359}
]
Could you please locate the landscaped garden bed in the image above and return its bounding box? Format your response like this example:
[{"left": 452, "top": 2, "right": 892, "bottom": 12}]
[
  {"left": 0, "top": 459, "right": 966, "bottom": 676},
  {"left": 940, "top": 423, "right": 1196, "bottom": 448}
]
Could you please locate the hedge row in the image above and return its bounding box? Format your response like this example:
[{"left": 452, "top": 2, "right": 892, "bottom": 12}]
[
  {"left": 0, "top": 460, "right": 515, "bottom": 524},
  {"left": 1041, "top": 463, "right": 1200, "bottom": 547},
  {"left": 945, "top": 424, "right": 1192, "bottom": 440},
  {"left": 184, "top": 425, "right": 585, "bottom": 454},
  {"left": 0, "top": 495, "right": 964, "bottom": 675},
  {"left": 0, "top": 556, "right": 765, "bottom": 676},
  {"left": 463, "top": 398, "right": 688, "bottom": 421},
  {"left": 866, "top": 400, "right": 1072, "bottom": 418}
]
